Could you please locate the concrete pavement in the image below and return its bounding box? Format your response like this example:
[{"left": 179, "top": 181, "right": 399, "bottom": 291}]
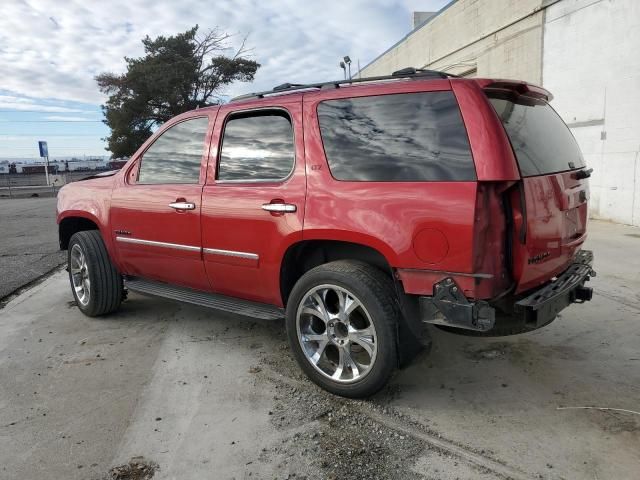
[{"left": 0, "top": 219, "right": 638, "bottom": 479}]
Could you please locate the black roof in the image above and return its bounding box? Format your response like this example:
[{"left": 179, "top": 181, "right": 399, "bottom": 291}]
[{"left": 230, "top": 67, "right": 458, "bottom": 102}]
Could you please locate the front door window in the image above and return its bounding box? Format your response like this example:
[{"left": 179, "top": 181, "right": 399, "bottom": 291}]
[{"left": 137, "top": 117, "right": 209, "bottom": 184}]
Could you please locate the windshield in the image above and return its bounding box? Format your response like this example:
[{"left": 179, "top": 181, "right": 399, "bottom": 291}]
[{"left": 488, "top": 93, "right": 585, "bottom": 177}]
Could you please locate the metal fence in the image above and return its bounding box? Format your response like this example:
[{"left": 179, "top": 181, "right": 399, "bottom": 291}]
[{"left": 0, "top": 172, "right": 98, "bottom": 198}]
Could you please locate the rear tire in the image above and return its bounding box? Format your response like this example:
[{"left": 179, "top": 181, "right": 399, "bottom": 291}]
[
  {"left": 68, "top": 230, "right": 122, "bottom": 317},
  {"left": 286, "top": 261, "right": 399, "bottom": 398}
]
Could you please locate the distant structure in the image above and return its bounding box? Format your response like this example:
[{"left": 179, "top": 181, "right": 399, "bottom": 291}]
[
  {"left": 361, "top": 0, "right": 640, "bottom": 226},
  {"left": 0, "top": 156, "right": 129, "bottom": 174},
  {"left": 107, "top": 159, "right": 128, "bottom": 170},
  {"left": 412, "top": 11, "right": 437, "bottom": 29}
]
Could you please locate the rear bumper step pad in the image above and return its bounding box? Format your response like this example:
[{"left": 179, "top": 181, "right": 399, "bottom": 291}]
[{"left": 514, "top": 249, "right": 595, "bottom": 326}]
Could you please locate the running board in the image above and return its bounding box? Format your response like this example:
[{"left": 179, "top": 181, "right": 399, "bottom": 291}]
[{"left": 125, "top": 277, "right": 284, "bottom": 320}]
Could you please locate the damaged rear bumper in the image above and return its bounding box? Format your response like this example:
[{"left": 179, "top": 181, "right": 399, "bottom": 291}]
[
  {"left": 419, "top": 250, "right": 596, "bottom": 333},
  {"left": 513, "top": 249, "right": 595, "bottom": 328}
]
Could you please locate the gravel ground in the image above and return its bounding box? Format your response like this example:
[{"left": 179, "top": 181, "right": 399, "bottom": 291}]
[
  {"left": 243, "top": 329, "right": 530, "bottom": 480},
  {"left": 254, "top": 346, "right": 429, "bottom": 480}
]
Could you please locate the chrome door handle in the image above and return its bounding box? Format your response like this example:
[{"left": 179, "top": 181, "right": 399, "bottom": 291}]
[
  {"left": 262, "top": 203, "right": 297, "bottom": 213},
  {"left": 169, "top": 202, "right": 196, "bottom": 210}
]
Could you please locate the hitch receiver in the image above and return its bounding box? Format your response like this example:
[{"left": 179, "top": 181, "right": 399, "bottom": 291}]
[{"left": 572, "top": 285, "right": 593, "bottom": 303}]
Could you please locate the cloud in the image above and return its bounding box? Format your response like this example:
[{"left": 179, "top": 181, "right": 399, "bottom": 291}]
[
  {"left": 0, "top": 0, "right": 451, "bottom": 105},
  {"left": 43, "top": 115, "right": 99, "bottom": 121},
  {"left": 0, "top": 95, "right": 86, "bottom": 113},
  {"left": 0, "top": 0, "right": 450, "bottom": 158}
]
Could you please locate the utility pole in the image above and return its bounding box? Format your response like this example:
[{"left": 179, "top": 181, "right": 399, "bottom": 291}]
[{"left": 45, "top": 154, "right": 50, "bottom": 187}]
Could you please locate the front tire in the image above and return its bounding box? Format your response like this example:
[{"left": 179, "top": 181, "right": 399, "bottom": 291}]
[
  {"left": 286, "top": 261, "right": 399, "bottom": 398},
  {"left": 68, "top": 230, "right": 123, "bottom": 317}
]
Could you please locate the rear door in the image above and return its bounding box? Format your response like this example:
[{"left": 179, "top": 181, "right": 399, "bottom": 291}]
[
  {"left": 487, "top": 89, "right": 589, "bottom": 293},
  {"left": 200, "top": 97, "right": 306, "bottom": 306}
]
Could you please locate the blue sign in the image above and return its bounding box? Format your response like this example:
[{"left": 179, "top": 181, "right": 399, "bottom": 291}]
[{"left": 38, "top": 141, "right": 48, "bottom": 158}]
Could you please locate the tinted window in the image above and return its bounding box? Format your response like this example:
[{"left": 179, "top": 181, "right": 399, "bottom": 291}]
[
  {"left": 488, "top": 95, "right": 585, "bottom": 176},
  {"left": 138, "top": 117, "right": 209, "bottom": 184},
  {"left": 317, "top": 92, "right": 475, "bottom": 182},
  {"left": 218, "top": 112, "right": 294, "bottom": 181}
]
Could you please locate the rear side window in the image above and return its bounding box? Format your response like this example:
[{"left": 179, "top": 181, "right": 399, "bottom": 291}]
[
  {"left": 488, "top": 94, "right": 585, "bottom": 176},
  {"left": 138, "top": 117, "right": 209, "bottom": 184},
  {"left": 218, "top": 111, "right": 295, "bottom": 181},
  {"left": 317, "top": 91, "right": 475, "bottom": 182}
]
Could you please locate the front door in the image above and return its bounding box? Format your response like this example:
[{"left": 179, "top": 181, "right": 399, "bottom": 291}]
[
  {"left": 110, "top": 115, "right": 213, "bottom": 291},
  {"left": 201, "top": 98, "right": 306, "bottom": 305}
]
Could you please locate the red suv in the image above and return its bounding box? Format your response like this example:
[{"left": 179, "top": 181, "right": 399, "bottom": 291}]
[{"left": 57, "top": 68, "right": 595, "bottom": 397}]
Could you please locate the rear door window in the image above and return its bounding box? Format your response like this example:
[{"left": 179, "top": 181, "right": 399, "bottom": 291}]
[
  {"left": 488, "top": 94, "right": 585, "bottom": 176},
  {"left": 217, "top": 111, "right": 295, "bottom": 181},
  {"left": 317, "top": 91, "right": 475, "bottom": 182}
]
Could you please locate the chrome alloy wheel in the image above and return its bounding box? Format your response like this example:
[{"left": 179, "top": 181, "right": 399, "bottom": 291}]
[
  {"left": 70, "top": 244, "right": 90, "bottom": 306},
  {"left": 296, "top": 284, "right": 378, "bottom": 383}
]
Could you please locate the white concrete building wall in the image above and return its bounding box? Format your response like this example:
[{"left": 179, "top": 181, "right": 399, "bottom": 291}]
[
  {"left": 360, "top": 0, "right": 546, "bottom": 83},
  {"left": 543, "top": 0, "right": 640, "bottom": 225},
  {"left": 361, "top": 0, "right": 640, "bottom": 226}
]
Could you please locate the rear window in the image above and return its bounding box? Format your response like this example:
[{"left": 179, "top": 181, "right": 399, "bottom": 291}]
[
  {"left": 317, "top": 91, "right": 476, "bottom": 182},
  {"left": 488, "top": 94, "right": 585, "bottom": 177}
]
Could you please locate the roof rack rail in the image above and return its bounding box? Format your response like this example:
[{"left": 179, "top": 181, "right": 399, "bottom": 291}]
[
  {"left": 391, "top": 66, "right": 459, "bottom": 78},
  {"left": 273, "top": 82, "right": 304, "bottom": 91},
  {"left": 230, "top": 67, "right": 456, "bottom": 102}
]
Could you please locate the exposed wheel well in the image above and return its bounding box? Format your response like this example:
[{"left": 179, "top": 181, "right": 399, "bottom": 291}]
[
  {"left": 59, "top": 217, "right": 99, "bottom": 250},
  {"left": 280, "top": 240, "right": 392, "bottom": 306}
]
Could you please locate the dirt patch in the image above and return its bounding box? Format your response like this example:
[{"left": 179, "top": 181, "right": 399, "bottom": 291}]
[
  {"left": 247, "top": 337, "right": 425, "bottom": 479},
  {"left": 101, "top": 457, "right": 158, "bottom": 480},
  {"left": 247, "top": 335, "right": 522, "bottom": 480},
  {"left": 259, "top": 378, "right": 427, "bottom": 479},
  {"left": 464, "top": 343, "right": 508, "bottom": 361},
  {"left": 589, "top": 410, "right": 640, "bottom": 434},
  {"left": 464, "top": 340, "right": 586, "bottom": 363}
]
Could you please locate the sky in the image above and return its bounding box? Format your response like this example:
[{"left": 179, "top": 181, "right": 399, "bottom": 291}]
[{"left": 0, "top": 0, "right": 451, "bottom": 160}]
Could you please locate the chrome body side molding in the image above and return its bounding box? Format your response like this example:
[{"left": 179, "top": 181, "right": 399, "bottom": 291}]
[
  {"left": 115, "top": 236, "right": 260, "bottom": 260},
  {"left": 202, "top": 247, "right": 259, "bottom": 261},
  {"left": 115, "top": 236, "right": 201, "bottom": 252}
]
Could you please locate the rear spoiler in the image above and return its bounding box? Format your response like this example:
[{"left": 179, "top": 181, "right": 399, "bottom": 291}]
[{"left": 475, "top": 79, "right": 553, "bottom": 102}]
